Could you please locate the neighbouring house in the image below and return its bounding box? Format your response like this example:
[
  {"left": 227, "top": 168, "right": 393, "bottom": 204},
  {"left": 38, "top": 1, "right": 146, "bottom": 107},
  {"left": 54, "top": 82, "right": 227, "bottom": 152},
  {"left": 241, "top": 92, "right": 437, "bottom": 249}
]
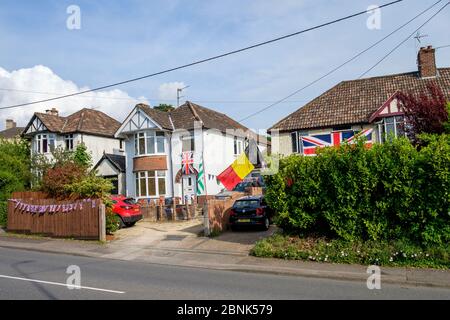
[
  {"left": 0, "top": 119, "right": 25, "bottom": 141},
  {"left": 22, "top": 107, "right": 123, "bottom": 170},
  {"left": 115, "top": 101, "right": 268, "bottom": 204},
  {"left": 269, "top": 46, "right": 450, "bottom": 156},
  {"left": 92, "top": 152, "right": 126, "bottom": 195}
]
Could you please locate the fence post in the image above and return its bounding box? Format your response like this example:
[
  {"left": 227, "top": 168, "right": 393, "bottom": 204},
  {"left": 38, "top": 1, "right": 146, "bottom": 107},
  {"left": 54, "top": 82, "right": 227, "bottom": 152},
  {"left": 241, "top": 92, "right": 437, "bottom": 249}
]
[
  {"left": 99, "top": 203, "right": 106, "bottom": 242},
  {"left": 203, "top": 201, "right": 210, "bottom": 236}
]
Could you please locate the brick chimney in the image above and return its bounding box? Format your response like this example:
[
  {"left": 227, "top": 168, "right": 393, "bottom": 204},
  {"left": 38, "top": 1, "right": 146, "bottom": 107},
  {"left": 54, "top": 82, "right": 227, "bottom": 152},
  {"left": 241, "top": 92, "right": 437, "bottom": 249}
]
[
  {"left": 5, "top": 119, "right": 16, "bottom": 130},
  {"left": 45, "top": 107, "right": 59, "bottom": 116},
  {"left": 417, "top": 46, "right": 437, "bottom": 78}
]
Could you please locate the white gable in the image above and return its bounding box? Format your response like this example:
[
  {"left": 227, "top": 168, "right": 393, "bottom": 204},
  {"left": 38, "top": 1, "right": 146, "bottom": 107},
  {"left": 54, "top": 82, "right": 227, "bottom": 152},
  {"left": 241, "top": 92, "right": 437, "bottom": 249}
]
[
  {"left": 25, "top": 116, "right": 48, "bottom": 134},
  {"left": 115, "top": 107, "right": 162, "bottom": 136}
]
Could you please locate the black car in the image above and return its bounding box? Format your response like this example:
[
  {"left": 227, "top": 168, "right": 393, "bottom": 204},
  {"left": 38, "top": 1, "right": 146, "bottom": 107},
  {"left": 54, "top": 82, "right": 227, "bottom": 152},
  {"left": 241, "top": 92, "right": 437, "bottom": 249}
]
[{"left": 229, "top": 195, "right": 273, "bottom": 231}]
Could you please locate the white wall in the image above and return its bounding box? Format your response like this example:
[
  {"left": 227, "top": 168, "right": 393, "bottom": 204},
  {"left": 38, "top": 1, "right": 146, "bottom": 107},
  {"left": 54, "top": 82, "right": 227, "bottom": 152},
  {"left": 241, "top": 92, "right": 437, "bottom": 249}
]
[{"left": 80, "top": 134, "right": 122, "bottom": 167}]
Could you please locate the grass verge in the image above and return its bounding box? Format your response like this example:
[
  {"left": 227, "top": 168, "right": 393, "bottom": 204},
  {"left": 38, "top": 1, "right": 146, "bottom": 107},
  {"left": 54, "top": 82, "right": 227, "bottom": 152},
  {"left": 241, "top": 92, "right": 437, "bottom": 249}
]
[{"left": 250, "top": 233, "right": 450, "bottom": 269}]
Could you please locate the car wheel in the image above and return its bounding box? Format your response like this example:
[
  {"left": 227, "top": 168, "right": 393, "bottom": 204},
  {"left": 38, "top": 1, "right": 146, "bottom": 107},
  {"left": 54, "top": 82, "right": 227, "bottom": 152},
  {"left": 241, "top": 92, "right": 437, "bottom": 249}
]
[
  {"left": 125, "top": 222, "right": 136, "bottom": 228},
  {"left": 117, "top": 216, "right": 125, "bottom": 229},
  {"left": 262, "top": 217, "right": 270, "bottom": 231}
]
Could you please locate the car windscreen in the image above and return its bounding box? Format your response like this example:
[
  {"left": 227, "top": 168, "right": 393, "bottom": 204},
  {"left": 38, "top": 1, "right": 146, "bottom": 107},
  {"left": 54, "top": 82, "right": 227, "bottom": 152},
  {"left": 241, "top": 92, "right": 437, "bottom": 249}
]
[
  {"left": 234, "top": 200, "right": 260, "bottom": 208},
  {"left": 233, "top": 182, "right": 252, "bottom": 192},
  {"left": 123, "top": 198, "right": 138, "bottom": 205}
]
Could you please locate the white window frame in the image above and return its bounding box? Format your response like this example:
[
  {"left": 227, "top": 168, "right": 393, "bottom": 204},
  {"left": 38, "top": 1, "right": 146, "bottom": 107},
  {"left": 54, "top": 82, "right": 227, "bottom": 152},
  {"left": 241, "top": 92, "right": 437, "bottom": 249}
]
[
  {"left": 134, "top": 131, "right": 166, "bottom": 156},
  {"left": 291, "top": 131, "right": 308, "bottom": 154},
  {"left": 233, "top": 136, "right": 243, "bottom": 156},
  {"left": 64, "top": 134, "right": 74, "bottom": 151},
  {"left": 135, "top": 170, "right": 167, "bottom": 198},
  {"left": 377, "top": 116, "right": 405, "bottom": 143},
  {"left": 35, "top": 133, "right": 55, "bottom": 154},
  {"left": 181, "top": 132, "right": 195, "bottom": 152}
]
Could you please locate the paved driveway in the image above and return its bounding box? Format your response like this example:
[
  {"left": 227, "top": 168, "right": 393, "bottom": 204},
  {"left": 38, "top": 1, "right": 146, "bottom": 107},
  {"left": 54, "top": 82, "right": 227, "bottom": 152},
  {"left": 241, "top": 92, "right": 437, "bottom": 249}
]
[{"left": 105, "top": 218, "right": 277, "bottom": 259}]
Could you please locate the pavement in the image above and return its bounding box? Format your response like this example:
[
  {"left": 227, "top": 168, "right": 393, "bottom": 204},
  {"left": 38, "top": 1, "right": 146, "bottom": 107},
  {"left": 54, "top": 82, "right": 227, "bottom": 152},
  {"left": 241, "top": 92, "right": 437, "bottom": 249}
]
[{"left": 0, "top": 220, "right": 450, "bottom": 290}]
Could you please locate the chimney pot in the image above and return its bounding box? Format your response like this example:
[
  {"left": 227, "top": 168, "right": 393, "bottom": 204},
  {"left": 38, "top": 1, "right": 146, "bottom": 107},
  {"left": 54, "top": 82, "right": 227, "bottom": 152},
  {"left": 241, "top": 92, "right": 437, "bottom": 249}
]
[
  {"left": 45, "top": 108, "right": 59, "bottom": 116},
  {"left": 5, "top": 119, "right": 16, "bottom": 130},
  {"left": 417, "top": 46, "right": 437, "bottom": 78}
]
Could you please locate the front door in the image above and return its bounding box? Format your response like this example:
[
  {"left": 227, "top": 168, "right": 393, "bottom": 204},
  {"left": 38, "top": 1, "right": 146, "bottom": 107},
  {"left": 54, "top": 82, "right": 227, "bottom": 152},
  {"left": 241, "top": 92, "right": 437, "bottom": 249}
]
[{"left": 182, "top": 175, "right": 196, "bottom": 204}]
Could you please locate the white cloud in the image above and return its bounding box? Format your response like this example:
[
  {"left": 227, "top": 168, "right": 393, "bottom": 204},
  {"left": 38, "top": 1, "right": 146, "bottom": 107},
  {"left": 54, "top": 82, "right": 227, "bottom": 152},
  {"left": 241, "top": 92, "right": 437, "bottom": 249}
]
[
  {"left": 0, "top": 65, "right": 148, "bottom": 129},
  {"left": 157, "top": 81, "right": 186, "bottom": 101}
]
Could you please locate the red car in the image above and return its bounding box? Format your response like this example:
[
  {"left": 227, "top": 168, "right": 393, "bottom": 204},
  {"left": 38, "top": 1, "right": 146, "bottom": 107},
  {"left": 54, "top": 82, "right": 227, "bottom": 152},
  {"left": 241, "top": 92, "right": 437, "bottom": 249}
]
[{"left": 111, "top": 196, "right": 143, "bottom": 228}]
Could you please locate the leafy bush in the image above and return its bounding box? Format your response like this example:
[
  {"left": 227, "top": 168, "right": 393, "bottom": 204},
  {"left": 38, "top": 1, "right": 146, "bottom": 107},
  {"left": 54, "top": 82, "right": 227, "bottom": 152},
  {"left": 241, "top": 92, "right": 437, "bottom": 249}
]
[
  {"left": 105, "top": 207, "right": 119, "bottom": 235},
  {"left": 0, "top": 201, "right": 7, "bottom": 227},
  {"left": 73, "top": 143, "right": 92, "bottom": 168},
  {"left": 0, "top": 140, "right": 30, "bottom": 200},
  {"left": 266, "top": 136, "right": 450, "bottom": 246},
  {"left": 64, "top": 174, "right": 113, "bottom": 199},
  {"left": 41, "top": 162, "right": 86, "bottom": 198},
  {"left": 251, "top": 234, "right": 450, "bottom": 269}
]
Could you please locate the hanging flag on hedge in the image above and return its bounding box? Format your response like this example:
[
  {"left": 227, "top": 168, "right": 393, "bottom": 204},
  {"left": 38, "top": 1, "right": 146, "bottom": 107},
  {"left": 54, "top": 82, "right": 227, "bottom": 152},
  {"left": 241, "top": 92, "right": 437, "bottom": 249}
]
[
  {"left": 217, "top": 139, "right": 264, "bottom": 191},
  {"left": 197, "top": 160, "right": 205, "bottom": 195}
]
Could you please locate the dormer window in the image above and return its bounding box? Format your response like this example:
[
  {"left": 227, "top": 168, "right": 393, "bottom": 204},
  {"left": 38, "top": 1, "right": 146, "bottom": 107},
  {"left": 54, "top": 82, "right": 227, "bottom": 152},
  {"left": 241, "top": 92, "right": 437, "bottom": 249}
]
[
  {"left": 377, "top": 116, "right": 405, "bottom": 143},
  {"left": 134, "top": 131, "right": 166, "bottom": 156}
]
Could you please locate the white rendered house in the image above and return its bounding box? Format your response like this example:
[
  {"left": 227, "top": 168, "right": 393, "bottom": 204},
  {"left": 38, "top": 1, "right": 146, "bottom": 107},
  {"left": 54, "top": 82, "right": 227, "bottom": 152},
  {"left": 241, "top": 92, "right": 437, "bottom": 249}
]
[
  {"left": 23, "top": 107, "right": 124, "bottom": 178},
  {"left": 115, "top": 102, "right": 268, "bottom": 204}
]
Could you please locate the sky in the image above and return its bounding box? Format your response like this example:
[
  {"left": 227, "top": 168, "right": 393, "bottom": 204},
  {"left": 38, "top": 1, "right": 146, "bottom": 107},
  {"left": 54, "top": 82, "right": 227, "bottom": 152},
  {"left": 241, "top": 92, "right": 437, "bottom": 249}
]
[{"left": 0, "top": 0, "right": 449, "bottom": 131}]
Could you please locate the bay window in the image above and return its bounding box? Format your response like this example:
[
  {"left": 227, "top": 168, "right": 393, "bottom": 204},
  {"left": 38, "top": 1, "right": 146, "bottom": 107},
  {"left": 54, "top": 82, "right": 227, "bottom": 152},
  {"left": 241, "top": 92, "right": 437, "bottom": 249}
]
[
  {"left": 135, "top": 170, "right": 166, "bottom": 197},
  {"left": 36, "top": 134, "right": 55, "bottom": 154},
  {"left": 134, "top": 131, "right": 166, "bottom": 156}
]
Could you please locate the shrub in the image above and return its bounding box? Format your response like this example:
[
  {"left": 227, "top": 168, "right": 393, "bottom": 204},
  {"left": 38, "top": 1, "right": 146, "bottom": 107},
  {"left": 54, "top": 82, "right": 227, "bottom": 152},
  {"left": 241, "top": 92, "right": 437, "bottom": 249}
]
[
  {"left": 105, "top": 207, "right": 119, "bottom": 235},
  {"left": 64, "top": 174, "right": 113, "bottom": 199},
  {"left": 41, "top": 162, "right": 86, "bottom": 198},
  {"left": 0, "top": 201, "right": 7, "bottom": 227},
  {"left": 265, "top": 136, "right": 450, "bottom": 246}
]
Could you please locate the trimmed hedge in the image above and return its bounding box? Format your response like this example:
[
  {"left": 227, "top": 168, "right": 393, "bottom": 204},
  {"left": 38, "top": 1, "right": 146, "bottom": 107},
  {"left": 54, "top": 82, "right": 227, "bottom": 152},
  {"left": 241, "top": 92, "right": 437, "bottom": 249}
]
[{"left": 265, "top": 135, "right": 450, "bottom": 246}]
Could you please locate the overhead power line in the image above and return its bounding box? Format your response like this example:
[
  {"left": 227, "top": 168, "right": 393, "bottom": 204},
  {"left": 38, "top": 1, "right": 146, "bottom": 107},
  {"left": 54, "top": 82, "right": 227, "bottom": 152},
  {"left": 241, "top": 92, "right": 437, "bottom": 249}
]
[
  {"left": 238, "top": 0, "right": 442, "bottom": 123},
  {"left": 0, "top": 0, "right": 403, "bottom": 111},
  {"left": 436, "top": 44, "right": 450, "bottom": 49},
  {"left": 358, "top": 2, "right": 449, "bottom": 78}
]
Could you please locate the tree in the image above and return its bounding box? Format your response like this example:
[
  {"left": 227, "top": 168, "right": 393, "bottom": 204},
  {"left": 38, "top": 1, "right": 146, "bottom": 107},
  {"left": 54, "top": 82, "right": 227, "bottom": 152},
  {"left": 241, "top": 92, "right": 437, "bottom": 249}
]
[
  {"left": 397, "top": 83, "right": 448, "bottom": 144},
  {"left": 153, "top": 104, "right": 175, "bottom": 112},
  {"left": 73, "top": 143, "right": 92, "bottom": 168}
]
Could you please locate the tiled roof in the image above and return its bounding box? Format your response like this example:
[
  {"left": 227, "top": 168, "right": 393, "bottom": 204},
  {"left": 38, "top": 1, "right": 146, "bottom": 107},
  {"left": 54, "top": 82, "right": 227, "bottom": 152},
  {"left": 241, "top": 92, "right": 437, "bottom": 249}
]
[
  {"left": 0, "top": 127, "right": 25, "bottom": 139},
  {"left": 138, "top": 104, "right": 173, "bottom": 130},
  {"left": 93, "top": 153, "right": 126, "bottom": 172},
  {"left": 270, "top": 68, "right": 450, "bottom": 132},
  {"left": 171, "top": 101, "right": 249, "bottom": 133},
  {"left": 30, "top": 108, "right": 121, "bottom": 137}
]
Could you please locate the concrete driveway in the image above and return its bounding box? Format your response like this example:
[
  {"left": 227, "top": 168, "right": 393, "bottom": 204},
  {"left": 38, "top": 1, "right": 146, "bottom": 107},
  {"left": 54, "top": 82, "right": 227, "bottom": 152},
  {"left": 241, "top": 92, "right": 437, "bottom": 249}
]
[{"left": 103, "top": 218, "right": 277, "bottom": 260}]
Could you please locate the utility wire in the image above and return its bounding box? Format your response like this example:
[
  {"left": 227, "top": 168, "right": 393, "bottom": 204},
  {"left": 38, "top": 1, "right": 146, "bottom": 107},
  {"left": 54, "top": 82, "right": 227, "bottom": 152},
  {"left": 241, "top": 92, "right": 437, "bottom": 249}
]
[
  {"left": 358, "top": 2, "right": 449, "bottom": 78},
  {"left": 0, "top": 0, "right": 403, "bottom": 111},
  {"left": 436, "top": 44, "right": 450, "bottom": 49},
  {"left": 0, "top": 87, "right": 309, "bottom": 104},
  {"left": 238, "top": 0, "right": 442, "bottom": 123}
]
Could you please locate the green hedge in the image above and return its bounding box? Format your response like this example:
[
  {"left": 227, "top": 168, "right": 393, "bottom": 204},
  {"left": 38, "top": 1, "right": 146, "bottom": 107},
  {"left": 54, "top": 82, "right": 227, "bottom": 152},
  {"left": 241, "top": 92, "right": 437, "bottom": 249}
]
[
  {"left": 265, "top": 135, "right": 450, "bottom": 246},
  {"left": 0, "top": 201, "right": 6, "bottom": 228}
]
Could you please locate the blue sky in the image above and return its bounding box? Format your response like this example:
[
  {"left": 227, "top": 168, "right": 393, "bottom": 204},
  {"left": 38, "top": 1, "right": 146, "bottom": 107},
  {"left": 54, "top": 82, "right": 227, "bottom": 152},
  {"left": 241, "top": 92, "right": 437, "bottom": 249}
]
[{"left": 0, "top": 0, "right": 449, "bottom": 130}]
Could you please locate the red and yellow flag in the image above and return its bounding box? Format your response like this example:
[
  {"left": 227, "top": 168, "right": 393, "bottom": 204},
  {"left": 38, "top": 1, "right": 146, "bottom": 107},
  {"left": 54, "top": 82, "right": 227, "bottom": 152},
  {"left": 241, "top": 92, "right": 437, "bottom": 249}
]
[{"left": 217, "top": 152, "right": 255, "bottom": 191}]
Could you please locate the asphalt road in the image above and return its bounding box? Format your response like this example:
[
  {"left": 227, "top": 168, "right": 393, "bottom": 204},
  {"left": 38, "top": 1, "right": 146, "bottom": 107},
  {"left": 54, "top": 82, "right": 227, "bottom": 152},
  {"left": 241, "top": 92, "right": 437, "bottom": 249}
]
[{"left": 0, "top": 247, "right": 449, "bottom": 300}]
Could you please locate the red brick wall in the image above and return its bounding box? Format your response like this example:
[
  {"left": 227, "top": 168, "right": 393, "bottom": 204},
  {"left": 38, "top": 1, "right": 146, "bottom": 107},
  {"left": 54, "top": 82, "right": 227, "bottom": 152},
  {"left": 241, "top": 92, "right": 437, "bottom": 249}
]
[{"left": 206, "top": 192, "right": 245, "bottom": 233}]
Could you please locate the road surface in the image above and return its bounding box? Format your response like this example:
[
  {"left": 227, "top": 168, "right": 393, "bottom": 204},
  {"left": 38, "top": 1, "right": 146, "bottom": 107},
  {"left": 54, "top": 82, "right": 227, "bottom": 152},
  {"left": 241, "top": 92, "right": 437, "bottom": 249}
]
[{"left": 0, "top": 247, "right": 449, "bottom": 300}]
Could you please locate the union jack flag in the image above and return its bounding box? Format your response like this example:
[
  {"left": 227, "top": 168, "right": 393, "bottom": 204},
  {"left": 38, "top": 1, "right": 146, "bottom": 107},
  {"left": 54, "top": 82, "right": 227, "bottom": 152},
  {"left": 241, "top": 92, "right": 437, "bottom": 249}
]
[
  {"left": 301, "top": 129, "right": 373, "bottom": 155},
  {"left": 181, "top": 151, "right": 194, "bottom": 174}
]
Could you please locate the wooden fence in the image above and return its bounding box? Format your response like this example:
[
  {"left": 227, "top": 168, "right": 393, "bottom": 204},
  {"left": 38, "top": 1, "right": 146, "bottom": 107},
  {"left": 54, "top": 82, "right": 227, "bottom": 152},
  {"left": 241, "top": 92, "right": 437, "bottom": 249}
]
[
  {"left": 140, "top": 203, "right": 197, "bottom": 222},
  {"left": 7, "top": 192, "right": 106, "bottom": 241}
]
